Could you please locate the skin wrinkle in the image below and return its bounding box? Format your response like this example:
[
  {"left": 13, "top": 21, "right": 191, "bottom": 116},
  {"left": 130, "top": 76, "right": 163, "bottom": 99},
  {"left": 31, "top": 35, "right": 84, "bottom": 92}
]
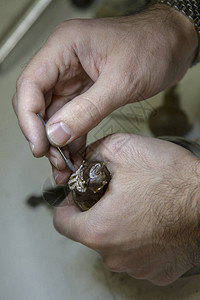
[
  {"left": 88, "top": 51, "right": 101, "bottom": 80},
  {"left": 81, "top": 40, "right": 106, "bottom": 81},
  {"left": 134, "top": 40, "right": 164, "bottom": 98},
  {"left": 109, "top": 42, "right": 143, "bottom": 103},
  {"left": 54, "top": 61, "right": 83, "bottom": 93},
  {"left": 119, "top": 67, "right": 142, "bottom": 104},
  {"left": 78, "top": 96, "right": 103, "bottom": 125},
  {"left": 53, "top": 38, "right": 90, "bottom": 94},
  {"left": 54, "top": 76, "right": 90, "bottom": 98},
  {"left": 73, "top": 27, "right": 105, "bottom": 81}
]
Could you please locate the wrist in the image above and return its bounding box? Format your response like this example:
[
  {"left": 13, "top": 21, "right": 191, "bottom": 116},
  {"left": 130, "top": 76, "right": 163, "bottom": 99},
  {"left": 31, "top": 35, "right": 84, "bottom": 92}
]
[
  {"left": 155, "top": 1, "right": 200, "bottom": 65},
  {"left": 127, "top": 2, "right": 198, "bottom": 70}
]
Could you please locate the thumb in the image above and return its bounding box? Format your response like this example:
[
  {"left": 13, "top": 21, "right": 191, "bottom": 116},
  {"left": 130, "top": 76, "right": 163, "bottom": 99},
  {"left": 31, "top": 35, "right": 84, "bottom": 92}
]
[
  {"left": 46, "top": 76, "right": 121, "bottom": 147},
  {"left": 53, "top": 194, "right": 90, "bottom": 243}
]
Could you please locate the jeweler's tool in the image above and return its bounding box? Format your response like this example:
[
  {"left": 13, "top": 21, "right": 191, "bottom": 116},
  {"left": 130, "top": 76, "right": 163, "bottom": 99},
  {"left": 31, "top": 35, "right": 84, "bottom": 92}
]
[{"left": 37, "top": 113, "right": 76, "bottom": 173}]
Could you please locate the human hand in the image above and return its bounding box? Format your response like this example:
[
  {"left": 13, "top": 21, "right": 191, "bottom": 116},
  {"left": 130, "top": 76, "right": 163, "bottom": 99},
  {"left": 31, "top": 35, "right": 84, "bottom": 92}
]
[
  {"left": 54, "top": 134, "right": 200, "bottom": 286},
  {"left": 13, "top": 4, "right": 198, "bottom": 183}
]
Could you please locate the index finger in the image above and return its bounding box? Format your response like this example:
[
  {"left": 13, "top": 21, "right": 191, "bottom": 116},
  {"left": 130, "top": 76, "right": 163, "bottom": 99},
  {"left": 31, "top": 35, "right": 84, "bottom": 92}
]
[{"left": 15, "top": 50, "right": 59, "bottom": 157}]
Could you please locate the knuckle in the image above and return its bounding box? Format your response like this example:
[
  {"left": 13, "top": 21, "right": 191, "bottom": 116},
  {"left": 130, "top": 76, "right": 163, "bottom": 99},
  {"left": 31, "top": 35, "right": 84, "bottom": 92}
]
[
  {"left": 16, "top": 75, "right": 24, "bottom": 90},
  {"left": 51, "top": 19, "right": 85, "bottom": 39},
  {"left": 51, "top": 20, "right": 70, "bottom": 37},
  {"left": 53, "top": 20, "right": 68, "bottom": 31},
  {"left": 103, "top": 257, "right": 125, "bottom": 273},
  {"left": 16, "top": 74, "right": 31, "bottom": 92}
]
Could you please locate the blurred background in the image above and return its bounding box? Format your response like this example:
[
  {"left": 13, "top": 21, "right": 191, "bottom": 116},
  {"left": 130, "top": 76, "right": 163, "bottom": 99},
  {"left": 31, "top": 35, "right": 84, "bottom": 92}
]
[{"left": 1, "top": 0, "right": 200, "bottom": 299}]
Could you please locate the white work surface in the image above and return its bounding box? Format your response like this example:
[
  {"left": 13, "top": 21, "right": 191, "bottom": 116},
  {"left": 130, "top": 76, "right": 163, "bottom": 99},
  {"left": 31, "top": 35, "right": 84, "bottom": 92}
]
[{"left": 1, "top": 0, "right": 200, "bottom": 299}]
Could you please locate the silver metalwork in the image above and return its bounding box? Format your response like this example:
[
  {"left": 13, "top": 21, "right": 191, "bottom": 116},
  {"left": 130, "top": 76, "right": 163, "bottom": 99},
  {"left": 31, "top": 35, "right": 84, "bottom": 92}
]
[{"left": 68, "top": 163, "right": 87, "bottom": 192}]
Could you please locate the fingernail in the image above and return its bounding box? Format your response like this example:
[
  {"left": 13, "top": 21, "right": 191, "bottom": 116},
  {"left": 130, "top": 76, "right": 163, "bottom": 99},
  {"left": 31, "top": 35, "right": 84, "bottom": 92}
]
[
  {"left": 47, "top": 122, "right": 71, "bottom": 146},
  {"left": 29, "top": 142, "right": 35, "bottom": 152}
]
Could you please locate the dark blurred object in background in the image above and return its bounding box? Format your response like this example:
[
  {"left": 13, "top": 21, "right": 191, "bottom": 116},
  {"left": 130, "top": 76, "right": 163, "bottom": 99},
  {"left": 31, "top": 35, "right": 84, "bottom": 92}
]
[
  {"left": 70, "top": 0, "right": 96, "bottom": 9},
  {"left": 26, "top": 185, "right": 70, "bottom": 208},
  {"left": 95, "top": 0, "right": 146, "bottom": 17},
  {"left": 148, "top": 85, "right": 191, "bottom": 137}
]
